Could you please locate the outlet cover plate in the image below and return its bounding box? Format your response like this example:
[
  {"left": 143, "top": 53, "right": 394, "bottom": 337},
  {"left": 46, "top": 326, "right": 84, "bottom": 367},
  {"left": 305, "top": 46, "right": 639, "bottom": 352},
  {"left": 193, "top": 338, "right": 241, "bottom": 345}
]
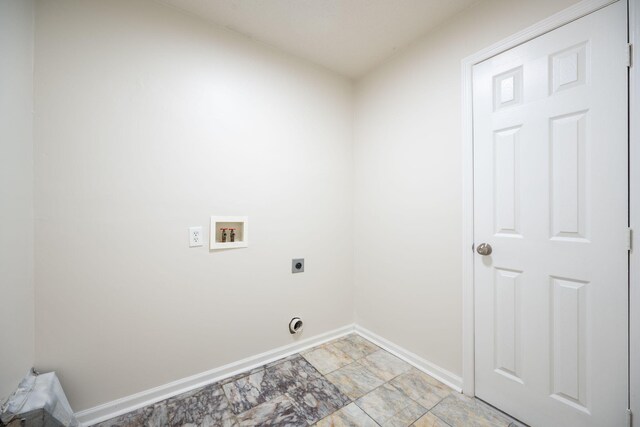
[
  {"left": 292, "top": 258, "right": 304, "bottom": 273},
  {"left": 189, "top": 226, "right": 204, "bottom": 247}
]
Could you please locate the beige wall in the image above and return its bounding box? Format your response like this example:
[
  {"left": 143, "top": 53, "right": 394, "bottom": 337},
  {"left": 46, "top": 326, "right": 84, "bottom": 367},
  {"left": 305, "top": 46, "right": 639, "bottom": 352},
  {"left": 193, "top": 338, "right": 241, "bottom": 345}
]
[
  {"left": 0, "top": 0, "right": 35, "bottom": 400},
  {"left": 28, "top": 0, "right": 589, "bottom": 412},
  {"left": 353, "top": 0, "right": 579, "bottom": 378},
  {"left": 34, "top": 0, "right": 354, "bottom": 411}
]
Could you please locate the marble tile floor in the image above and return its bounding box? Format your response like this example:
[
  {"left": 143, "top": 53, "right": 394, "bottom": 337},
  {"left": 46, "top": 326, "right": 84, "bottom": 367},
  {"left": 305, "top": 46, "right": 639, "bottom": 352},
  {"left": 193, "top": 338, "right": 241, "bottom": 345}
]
[{"left": 94, "top": 334, "right": 525, "bottom": 427}]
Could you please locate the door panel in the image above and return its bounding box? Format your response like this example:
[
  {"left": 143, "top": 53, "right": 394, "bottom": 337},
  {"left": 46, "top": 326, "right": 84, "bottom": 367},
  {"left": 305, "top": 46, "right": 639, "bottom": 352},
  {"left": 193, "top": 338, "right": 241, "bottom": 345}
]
[
  {"left": 550, "top": 111, "right": 588, "bottom": 241},
  {"left": 472, "top": 2, "right": 628, "bottom": 426}
]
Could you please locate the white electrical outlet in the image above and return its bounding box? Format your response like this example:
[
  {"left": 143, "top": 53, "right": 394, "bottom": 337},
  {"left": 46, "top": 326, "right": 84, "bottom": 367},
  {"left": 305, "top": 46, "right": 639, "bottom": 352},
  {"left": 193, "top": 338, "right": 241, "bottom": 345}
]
[{"left": 189, "top": 226, "right": 203, "bottom": 247}]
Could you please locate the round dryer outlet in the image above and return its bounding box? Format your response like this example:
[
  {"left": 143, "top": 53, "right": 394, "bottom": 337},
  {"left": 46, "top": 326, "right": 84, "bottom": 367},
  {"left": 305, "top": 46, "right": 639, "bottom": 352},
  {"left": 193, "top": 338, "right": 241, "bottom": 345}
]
[{"left": 289, "top": 317, "right": 303, "bottom": 334}]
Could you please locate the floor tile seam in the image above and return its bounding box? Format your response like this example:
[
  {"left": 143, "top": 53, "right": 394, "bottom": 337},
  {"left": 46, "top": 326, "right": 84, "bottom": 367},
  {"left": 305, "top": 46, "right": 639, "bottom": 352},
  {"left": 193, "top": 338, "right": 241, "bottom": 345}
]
[
  {"left": 396, "top": 366, "right": 460, "bottom": 396},
  {"left": 343, "top": 401, "right": 383, "bottom": 427},
  {"left": 473, "top": 397, "right": 523, "bottom": 426},
  {"left": 430, "top": 395, "right": 497, "bottom": 427},
  {"left": 316, "top": 360, "right": 360, "bottom": 423},
  {"left": 303, "top": 356, "right": 355, "bottom": 376},
  {"left": 413, "top": 410, "right": 453, "bottom": 427},
  {"left": 267, "top": 353, "right": 304, "bottom": 368},
  {"left": 279, "top": 391, "right": 315, "bottom": 426},
  {"left": 285, "top": 365, "right": 354, "bottom": 425},
  {"left": 222, "top": 353, "right": 305, "bottom": 386},
  {"left": 310, "top": 400, "right": 360, "bottom": 427},
  {"left": 451, "top": 395, "right": 515, "bottom": 427},
  {"left": 301, "top": 354, "right": 337, "bottom": 380},
  {"left": 221, "top": 385, "right": 247, "bottom": 416},
  {"left": 182, "top": 385, "right": 240, "bottom": 425},
  {"left": 227, "top": 382, "right": 287, "bottom": 417},
  {"left": 320, "top": 372, "right": 360, "bottom": 402},
  {"left": 227, "top": 353, "right": 320, "bottom": 417},
  {"left": 353, "top": 380, "right": 418, "bottom": 423},
  {"left": 429, "top": 410, "right": 454, "bottom": 427},
  {"left": 401, "top": 389, "right": 441, "bottom": 414},
  {"left": 331, "top": 344, "right": 379, "bottom": 360},
  {"left": 320, "top": 355, "right": 367, "bottom": 377},
  {"left": 325, "top": 344, "right": 387, "bottom": 375},
  {"left": 429, "top": 394, "right": 452, "bottom": 417},
  {"left": 377, "top": 392, "right": 430, "bottom": 427},
  {"left": 325, "top": 342, "right": 357, "bottom": 365},
  {"left": 323, "top": 364, "right": 389, "bottom": 402},
  {"left": 217, "top": 381, "right": 241, "bottom": 424},
  {"left": 378, "top": 368, "right": 410, "bottom": 384},
  {"left": 392, "top": 376, "right": 453, "bottom": 412},
  {"left": 355, "top": 360, "right": 392, "bottom": 383}
]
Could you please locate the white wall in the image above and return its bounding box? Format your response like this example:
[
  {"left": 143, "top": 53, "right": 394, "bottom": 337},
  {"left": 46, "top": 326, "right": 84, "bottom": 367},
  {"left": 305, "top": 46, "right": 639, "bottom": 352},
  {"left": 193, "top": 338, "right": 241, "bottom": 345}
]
[
  {"left": 0, "top": 0, "right": 35, "bottom": 400},
  {"left": 34, "top": 0, "right": 354, "bottom": 411},
  {"left": 353, "top": 0, "right": 579, "bottom": 378}
]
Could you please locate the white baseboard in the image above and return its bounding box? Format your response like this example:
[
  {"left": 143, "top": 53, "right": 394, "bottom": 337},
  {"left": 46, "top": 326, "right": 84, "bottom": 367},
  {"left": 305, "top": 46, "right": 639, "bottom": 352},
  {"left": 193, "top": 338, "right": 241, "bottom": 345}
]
[
  {"left": 76, "top": 323, "right": 463, "bottom": 426},
  {"left": 75, "top": 324, "right": 355, "bottom": 426},
  {"left": 354, "top": 325, "right": 463, "bottom": 393}
]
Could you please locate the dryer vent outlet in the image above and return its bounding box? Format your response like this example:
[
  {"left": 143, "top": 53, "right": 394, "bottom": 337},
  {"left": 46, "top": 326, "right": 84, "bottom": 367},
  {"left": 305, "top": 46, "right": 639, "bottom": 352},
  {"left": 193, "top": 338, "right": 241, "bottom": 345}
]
[{"left": 289, "top": 317, "right": 303, "bottom": 334}]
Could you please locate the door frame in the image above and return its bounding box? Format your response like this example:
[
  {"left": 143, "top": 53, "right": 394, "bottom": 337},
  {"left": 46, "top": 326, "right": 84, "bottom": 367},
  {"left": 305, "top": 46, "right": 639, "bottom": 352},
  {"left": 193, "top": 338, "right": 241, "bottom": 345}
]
[
  {"left": 629, "top": 0, "right": 639, "bottom": 422},
  {"left": 460, "top": 3, "right": 635, "bottom": 418}
]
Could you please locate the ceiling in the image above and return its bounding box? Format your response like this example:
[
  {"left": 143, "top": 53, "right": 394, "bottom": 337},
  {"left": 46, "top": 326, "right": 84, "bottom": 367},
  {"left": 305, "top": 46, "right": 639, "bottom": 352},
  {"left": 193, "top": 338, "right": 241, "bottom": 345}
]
[{"left": 159, "top": 0, "right": 478, "bottom": 77}]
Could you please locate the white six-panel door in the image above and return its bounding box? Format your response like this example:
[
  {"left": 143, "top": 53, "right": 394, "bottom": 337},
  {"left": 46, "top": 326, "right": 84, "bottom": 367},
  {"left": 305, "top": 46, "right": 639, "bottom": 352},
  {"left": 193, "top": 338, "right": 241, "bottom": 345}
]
[{"left": 472, "top": 2, "right": 628, "bottom": 426}]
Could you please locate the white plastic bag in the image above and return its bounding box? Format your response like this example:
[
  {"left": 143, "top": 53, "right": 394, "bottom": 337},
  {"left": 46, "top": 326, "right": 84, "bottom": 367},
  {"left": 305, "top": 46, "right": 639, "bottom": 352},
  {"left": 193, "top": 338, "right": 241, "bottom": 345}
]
[{"left": 1, "top": 370, "right": 78, "bottom": 426}]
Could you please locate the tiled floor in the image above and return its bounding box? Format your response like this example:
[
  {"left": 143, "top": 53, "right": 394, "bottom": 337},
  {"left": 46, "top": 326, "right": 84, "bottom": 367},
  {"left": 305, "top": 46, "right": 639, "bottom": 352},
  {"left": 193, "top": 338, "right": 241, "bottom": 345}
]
[{"left": 94, "top": 334, "right": 524, "bottom": 426}]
